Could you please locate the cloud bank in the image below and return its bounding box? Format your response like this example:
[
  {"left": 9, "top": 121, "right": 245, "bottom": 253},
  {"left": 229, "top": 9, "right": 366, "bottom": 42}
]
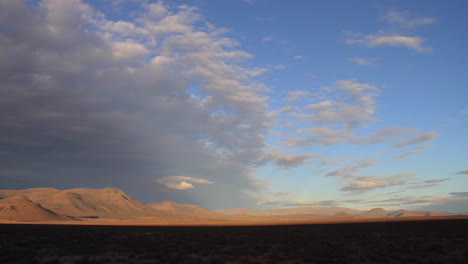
[{"left": 0, "top": 0, "right": 271, "bottom": 208}]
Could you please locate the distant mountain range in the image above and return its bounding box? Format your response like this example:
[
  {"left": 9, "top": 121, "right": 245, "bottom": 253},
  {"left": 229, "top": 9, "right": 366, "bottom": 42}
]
[{"left": 0, "top": 187, "right": 452, "bottom": 222}]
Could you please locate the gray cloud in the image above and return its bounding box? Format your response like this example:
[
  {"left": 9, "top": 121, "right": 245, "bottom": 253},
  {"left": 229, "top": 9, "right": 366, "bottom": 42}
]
[
  {"left": 0, "top": 0, "right": 272, "bottom": 209},
  {"left": 274, "top": 153, "right": 322, "bottom": 169},
  {"left": 455, "top": 170, "right": 468, "bottom": 175},
  {"left": 369, "top": 195, "right": 468, "bottom": 213},
  {"left": 450, "top": 192, "right": 468, "bottom": 197}
]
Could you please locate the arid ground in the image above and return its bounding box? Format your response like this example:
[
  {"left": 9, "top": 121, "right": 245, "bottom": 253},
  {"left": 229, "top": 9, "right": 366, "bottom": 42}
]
[{"left": 1, "top": 218, "right": 468, "bottom": 264}]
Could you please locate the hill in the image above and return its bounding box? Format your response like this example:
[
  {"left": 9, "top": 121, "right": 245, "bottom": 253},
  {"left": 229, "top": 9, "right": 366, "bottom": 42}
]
[
  {"left": 0, "top": 188, "right": 165, "bottom": 219},
  {"left": 0, "top": 195, "right": 71, "bottom": 221},
  {"left": 147, "top": 201, "right": 222, "bottom": 219},
  {"left": 358, "top": 208, "right": 389, "bottom": 218}
]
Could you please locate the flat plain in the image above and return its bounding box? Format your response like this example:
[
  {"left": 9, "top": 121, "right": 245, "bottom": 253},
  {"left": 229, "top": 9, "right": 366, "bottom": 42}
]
[{"left": 1, "top": 218, "right": 468, "bottom": 264}]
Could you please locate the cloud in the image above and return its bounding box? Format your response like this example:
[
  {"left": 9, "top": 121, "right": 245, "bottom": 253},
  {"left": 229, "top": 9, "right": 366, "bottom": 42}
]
[
  {"left": 285, "top": 126, "right": 412, "bottom": 146},
  {"left": 156, "top": 176, "right": 213, "bottom": 190},
  {"left": 463, "top": 109, "right": 468, "bottom": 115},
  {"left": 274, "top": 153, "right": 322, "bottom": 169},
  {"left": 262, "top": 36, "right": 273, "bottom": 42},
  {"left": 325, "top": 159, "right": 419, "bottom": 193},
  {"left": 348, "top": 57, "right": 379, "bottom": 66},
  {"left": 394, "top": 131, "right": 438, "bottom": 147},
  {"left": 285, "top": 90, "right": 310, "bottom": 102},
  {"left": 0, "top": 0, "right": 271, "bottom": 209},
  {"left": 404, "top": 178, "right": 450, "bottom": 190},
  {"left": 293, "top": 55, "right": 304, "bottom": 60},
  {"left": 369, "top": 195, "right": 468, "bottom": 213},
  {"left": 273, "top": 192, "right": 289, "bottom": 196},
  {"left": 450, "top": 192, "right": 468, "bottom": 197},
  {"left": 303, "top": 79, "right": 380, "bottom": 130},
  {"left": 383, "top": 10, "right": 436, "bottom": 28},
  {"left": 455, "top": 170, "right": 468, "bottom": 175},
  {"left": 394, "top": 145, "right": 427, "bottom": 159},
  {"left": 346, "top": 33, "right": 431, "bottom": 52},
  {"left": 279, "top": 79, "right": 416, "bottom": 147},
  {"left": 325, "top": 158, "right": 375, "bottom": 178},
  {"left": 340, "top": 173, "right": 416, "bottom": 192}
]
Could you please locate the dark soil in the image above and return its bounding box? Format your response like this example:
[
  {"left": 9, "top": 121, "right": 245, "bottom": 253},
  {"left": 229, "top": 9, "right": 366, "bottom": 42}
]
[{"left": 1, "top": 219, "right": 467, "bottom": 263}]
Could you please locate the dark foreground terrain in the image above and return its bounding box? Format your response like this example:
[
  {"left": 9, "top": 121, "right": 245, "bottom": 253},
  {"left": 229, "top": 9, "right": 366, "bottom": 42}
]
[{"left": 1, "top": 219, "right": 468, "bottom": 264}]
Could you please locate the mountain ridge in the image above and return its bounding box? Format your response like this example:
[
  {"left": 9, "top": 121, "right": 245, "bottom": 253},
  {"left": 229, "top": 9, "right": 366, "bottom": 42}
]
[{"left": 0, "top": 187, "right": 453, "bottom": 222}]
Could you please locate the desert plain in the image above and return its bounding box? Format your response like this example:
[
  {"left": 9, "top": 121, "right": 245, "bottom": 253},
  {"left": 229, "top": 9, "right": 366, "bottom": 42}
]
[{"left": 1, "top": 187, "right": 468, "bottom": 263}]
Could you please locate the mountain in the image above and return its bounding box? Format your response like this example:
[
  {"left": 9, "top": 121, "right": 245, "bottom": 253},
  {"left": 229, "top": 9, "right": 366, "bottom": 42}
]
[
  {"left": 0, "top": 195, "right": 71, "bottom": 221},
  {"left": 0, "top": 188, "right": 165, "bottom": 219},
  {"left": 146, "top": 201, "right": 222, "bottom": 219},
  {"left": 215, "top": 206, "right": 364, "bottom": 216},
  {"left": 0, "top": 187, "right": 454, "bottom": 222},
  {"left": 358, "top": 208, "right": 389, "bottom": 218}
]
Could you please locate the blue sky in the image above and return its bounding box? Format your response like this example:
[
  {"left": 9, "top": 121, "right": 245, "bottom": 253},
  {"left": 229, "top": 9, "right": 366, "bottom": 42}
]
[{"left": 0, "top": 0, "right": 467, "bottom": 212}]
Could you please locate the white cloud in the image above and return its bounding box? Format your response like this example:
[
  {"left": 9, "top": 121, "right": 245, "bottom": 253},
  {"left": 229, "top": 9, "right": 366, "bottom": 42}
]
[
  {"left": 156, "top": 176, "right": 213, "bottom": 190},
  {"left": 347, "top": 33, "right": 431, "bottom": 52},
  {"left": 293, "top": 55, "right": 304, "bottom": 60},
  {"left": 394, "top": 131, "right": 438, "bottom": 147},
  {"left": 280, "top": 79, "right": 416, "bottom": 147},
  {"left": 348, "top": 57, "right": 379, "bottom": 66},
  {"left": 383, "top": 10, "right": 436, "bottom": 28},
  {"left": 262, "top": 36, "right": 273, "bottom": 42}
]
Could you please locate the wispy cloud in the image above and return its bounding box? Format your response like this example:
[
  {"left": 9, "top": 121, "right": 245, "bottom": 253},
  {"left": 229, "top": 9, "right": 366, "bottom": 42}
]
[
  {"left": 285, "top": 90, "right": 310, "bottom": 102},
  {"left": 325, "top": 159, "right": 375, "bottom": 178},
  {"left": 340, "top": 173, "right": 416, "bottom": 192},
  {"left": 394, "top": 145, "right": 427, "bottom": 159},
  {"left": 450, "top": 192, "right": 468, "bottom": 197},
  {"left": 348, "top": 57, "right": 379, "bottom": 66},
  {"left": 394, "top": 131, "right": 438, "bottom": 147},
  {"left": 383, "top": 10, "right": 437, "bottom": 28},
  {"left": 346, "top": 33, "right": 431, "bottom": 52},
  {"left": 293, "top": 55, "right": 304, "bottom": 60},
  {"left": 455, "top": 170, "right": 468, "bottom": 175},
  {"left": 274, "top": 153, "right": 322, "bottom": 169}
]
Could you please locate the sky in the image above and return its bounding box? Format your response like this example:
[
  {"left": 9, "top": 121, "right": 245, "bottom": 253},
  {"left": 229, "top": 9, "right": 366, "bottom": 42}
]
[{"left": 0, "top": 0, "right": 467, "bottom": 212}]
